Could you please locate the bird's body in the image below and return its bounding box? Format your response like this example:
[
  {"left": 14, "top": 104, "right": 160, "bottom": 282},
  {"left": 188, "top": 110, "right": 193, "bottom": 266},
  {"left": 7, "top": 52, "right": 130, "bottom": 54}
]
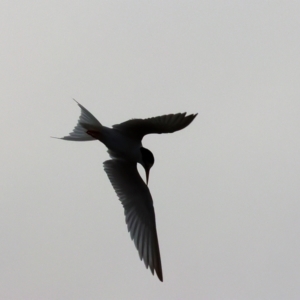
[
  {"left": 55, "top": 100, "right": 197, "bottom": 281},
  {"left": 93, "top": 126, "right": 144, "bottom": 162}
]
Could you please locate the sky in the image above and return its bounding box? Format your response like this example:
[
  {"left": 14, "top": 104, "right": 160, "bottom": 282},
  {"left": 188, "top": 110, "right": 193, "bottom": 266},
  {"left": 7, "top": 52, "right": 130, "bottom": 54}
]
[{"left": 1, "top": 1, "right": 300, "bottom": 299}]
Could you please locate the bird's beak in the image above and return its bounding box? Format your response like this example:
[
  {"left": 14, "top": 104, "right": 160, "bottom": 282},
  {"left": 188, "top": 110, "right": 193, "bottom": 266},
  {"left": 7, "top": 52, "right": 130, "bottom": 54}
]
[{"left": 145, "top": 168, "right": 150, "bottom": 185}]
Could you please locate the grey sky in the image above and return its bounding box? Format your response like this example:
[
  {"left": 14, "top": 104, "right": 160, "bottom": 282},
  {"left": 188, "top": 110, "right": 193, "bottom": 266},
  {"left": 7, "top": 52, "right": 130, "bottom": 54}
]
[{"left": 1, "top": 1, "right": 300, "bottom": 299}]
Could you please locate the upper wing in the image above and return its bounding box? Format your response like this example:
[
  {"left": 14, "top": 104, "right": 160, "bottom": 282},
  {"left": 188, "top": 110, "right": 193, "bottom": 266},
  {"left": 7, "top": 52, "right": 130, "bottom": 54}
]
[
  {"left": 113, "top": 112, "right": 197, "bottom": 140},
  {"left": 103, "top": 159, "right": 163, "bottom": 281}
]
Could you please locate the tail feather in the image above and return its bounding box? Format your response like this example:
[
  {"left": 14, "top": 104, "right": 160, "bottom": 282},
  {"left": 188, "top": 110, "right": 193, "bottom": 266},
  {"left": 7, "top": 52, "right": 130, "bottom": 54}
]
[{"left": 58, "top": 99, "right": 102, "bottom": 141}]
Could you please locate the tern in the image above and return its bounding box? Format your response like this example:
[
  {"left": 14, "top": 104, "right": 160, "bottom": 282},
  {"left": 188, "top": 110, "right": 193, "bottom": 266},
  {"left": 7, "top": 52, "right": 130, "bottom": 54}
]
[{"left": 55, "top": 100, "right": 197, "bottom": 281}]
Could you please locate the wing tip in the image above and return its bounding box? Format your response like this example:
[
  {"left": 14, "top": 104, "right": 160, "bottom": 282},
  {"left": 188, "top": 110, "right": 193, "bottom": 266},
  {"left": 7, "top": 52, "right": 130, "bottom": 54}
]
[
  {"left": 157, "top": 270, "right": 163, "bottom": 282},
  {"left": 187, "top": 112, "right": 198, "bottom": 118},
  {"left": 186, "top": 112, "right": 198, "bottom": 123}
]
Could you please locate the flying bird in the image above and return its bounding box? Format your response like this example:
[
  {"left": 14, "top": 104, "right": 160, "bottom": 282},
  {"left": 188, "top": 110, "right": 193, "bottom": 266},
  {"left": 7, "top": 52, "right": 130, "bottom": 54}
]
[{"left": 55, "top": 100, "right": 197, "bottom": 281}]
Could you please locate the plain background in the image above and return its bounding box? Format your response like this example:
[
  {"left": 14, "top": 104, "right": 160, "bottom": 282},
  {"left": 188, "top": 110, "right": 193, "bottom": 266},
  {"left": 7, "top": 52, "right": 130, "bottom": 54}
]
[{"left": 1, "top": 1, "right": 300, "bottom": 299}]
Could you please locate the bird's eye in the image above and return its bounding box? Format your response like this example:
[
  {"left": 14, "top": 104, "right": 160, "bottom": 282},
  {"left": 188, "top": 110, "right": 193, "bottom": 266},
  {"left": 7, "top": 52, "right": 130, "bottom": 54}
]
[{"left": 140, "top": 147, "right": 155, "bottom": 167}]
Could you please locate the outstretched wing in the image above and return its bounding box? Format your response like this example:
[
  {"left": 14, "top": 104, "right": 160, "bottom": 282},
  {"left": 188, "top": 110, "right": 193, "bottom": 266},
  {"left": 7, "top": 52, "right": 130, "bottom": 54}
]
[
  {"left": 113, "top": 112, "right": 197, "bottom": 140},
  {"left": 103, "top": 159, "right": 163, "bottom": 281}
]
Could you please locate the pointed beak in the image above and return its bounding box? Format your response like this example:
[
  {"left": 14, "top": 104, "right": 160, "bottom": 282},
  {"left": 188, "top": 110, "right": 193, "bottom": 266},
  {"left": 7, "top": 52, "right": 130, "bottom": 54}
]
[{"left": 145, "top": 168, "right": 150, "bottom": 185}]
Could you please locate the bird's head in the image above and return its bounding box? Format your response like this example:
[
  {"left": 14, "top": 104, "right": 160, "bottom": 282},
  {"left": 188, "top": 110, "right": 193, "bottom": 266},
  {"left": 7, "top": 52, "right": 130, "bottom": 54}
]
[{"left": 140, "top": 147, "right": 154, "bottom": 185}]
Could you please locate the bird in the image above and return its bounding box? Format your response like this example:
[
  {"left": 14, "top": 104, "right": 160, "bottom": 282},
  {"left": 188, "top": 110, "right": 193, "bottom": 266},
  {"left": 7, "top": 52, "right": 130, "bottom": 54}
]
[{"left": 54, "top": 100, "right": 197, "bottom": 281}]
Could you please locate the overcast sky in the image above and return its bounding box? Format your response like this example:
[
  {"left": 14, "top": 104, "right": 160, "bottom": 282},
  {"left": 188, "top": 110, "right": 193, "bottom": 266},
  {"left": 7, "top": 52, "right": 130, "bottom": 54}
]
[{"left": 1, "top": 1, "right": 300, "bottom": 299}]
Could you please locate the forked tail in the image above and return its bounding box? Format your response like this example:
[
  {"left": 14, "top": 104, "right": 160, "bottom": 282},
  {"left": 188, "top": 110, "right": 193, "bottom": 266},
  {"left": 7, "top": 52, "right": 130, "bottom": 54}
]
[{"left": 55, "top": 99, "right": 102, "bottom": 141}]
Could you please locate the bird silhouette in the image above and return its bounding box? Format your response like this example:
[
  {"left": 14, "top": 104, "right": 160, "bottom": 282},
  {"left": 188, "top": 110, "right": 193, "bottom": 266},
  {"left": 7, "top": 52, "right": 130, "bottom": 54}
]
[{"left": 54, "top": 100, "right": 197, "bottom": 281}]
